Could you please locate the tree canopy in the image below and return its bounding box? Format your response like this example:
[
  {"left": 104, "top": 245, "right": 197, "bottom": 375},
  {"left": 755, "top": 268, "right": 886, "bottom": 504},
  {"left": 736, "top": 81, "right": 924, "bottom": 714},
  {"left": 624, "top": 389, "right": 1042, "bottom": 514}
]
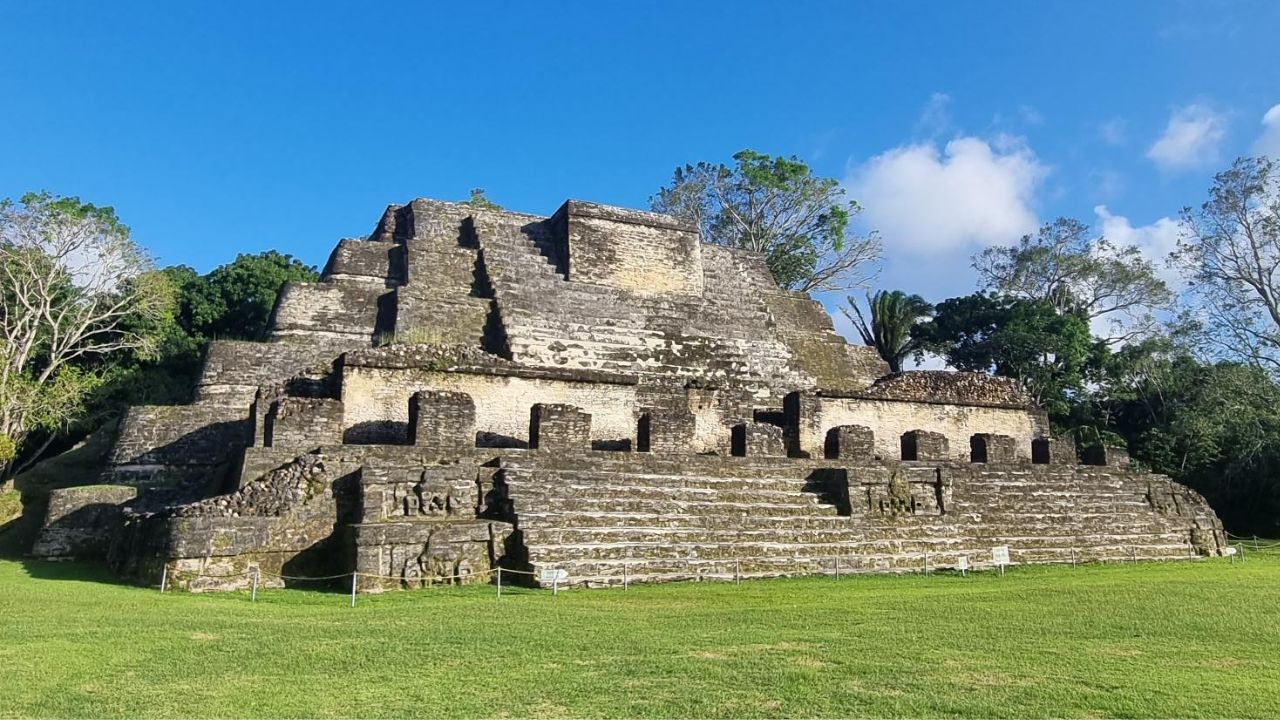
[
  {"left": 0, "top": 192, "right": 172, "bottom": 475},
  {"left": 178, "top": 251, "right": 318, "bottom": 342},
  {"left": 1173, "top": 156, "right": 1280, "bottom": 372},
  {"left": 652, "top": 150, "right": 881, "bottom": 292},
  {"left": 912, "top": 293, "right": 1094, "bottom": 418},
  {"left": 972, "top": 216, "right": 1172, "bottom": 343}
]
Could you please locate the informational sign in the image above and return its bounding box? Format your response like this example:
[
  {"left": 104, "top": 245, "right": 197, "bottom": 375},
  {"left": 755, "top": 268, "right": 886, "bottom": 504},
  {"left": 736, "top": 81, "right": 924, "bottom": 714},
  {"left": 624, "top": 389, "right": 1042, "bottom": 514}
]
[
  {"left": 539, "top": 568, "right": 569, "bottom": 584},
  {"left": 956, "top": 555, "right": 970, "bottom": 571},
  {"left": 1224, "top": 546, "right": 1238, "bottom": 557},
  {"left": 992, "top": 545, "right": 1011, "bottom": 567}
]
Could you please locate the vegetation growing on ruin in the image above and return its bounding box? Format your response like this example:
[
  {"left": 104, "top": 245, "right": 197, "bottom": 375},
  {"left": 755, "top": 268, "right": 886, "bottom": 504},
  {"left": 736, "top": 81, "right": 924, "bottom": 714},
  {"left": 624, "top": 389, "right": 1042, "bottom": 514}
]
[
  {"left": 652, "top": 150, "right": 882, "bottom": 293},
  {"left": 1, "top": 553, "right": 1277, "bottom": 718}
]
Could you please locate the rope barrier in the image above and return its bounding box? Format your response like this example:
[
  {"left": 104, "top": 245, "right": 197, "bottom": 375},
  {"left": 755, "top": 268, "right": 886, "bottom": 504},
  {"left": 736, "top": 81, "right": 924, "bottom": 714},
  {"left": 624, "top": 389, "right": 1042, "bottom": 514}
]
[{"left": 164, "top": 539, "right": 1265, "bottom": 596}]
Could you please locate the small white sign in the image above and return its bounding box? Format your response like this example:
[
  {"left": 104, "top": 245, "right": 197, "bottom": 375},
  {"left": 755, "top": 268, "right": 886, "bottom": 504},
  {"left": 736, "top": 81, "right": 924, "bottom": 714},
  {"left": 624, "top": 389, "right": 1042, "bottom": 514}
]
[
  {"left": 1224, "top": 546, "right": 1238, "bottom": 557},
  {"left": 539, "top": 568, "right": 569, "bottom": 583},
  {"left": 957, "top": 555, "right": 970, "bottom": 571},
  {"left": 992, "top": 545, "right": 1011, "bottom": 566}
]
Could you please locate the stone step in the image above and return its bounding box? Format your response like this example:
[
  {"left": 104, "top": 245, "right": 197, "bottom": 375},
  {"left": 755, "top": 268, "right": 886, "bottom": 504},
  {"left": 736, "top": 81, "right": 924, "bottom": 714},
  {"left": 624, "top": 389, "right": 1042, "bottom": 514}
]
[
  {"left": 504, "top": 482, "right": 828, "bottom": 506},
  {"left": 523, "top": 533, "right": 1194, "bottom": 564},
  {"left": 520, "top": 524, "right": 1187, "bottom": 548},
  {"left": 499, "top": 459, "right": 823, "bottom": 480},
  {"left": 508, "top": 495, "right": 842, "bottom": 517},
  {"left": 514, "top": 511, "right": 862, "bottom": 531},
  {"left": 501, "top": 473, "right": 827, "bottom": 493},
  {"left": 526, "top": 546, "right": 1201, "bottom": 586}
]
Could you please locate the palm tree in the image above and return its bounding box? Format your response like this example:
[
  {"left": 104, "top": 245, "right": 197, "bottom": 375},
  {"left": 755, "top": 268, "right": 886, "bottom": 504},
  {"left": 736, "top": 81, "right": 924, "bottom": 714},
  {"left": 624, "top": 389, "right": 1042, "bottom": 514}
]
[{"left": 842, "top": 290, "right": 934, "bottom": 373}]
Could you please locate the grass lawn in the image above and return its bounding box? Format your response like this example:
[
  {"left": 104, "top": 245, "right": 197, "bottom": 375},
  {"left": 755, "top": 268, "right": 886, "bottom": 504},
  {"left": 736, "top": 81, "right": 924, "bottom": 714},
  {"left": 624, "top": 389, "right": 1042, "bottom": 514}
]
[{"left": 2, "top": 548, "right": 1279, "bottom": 719}]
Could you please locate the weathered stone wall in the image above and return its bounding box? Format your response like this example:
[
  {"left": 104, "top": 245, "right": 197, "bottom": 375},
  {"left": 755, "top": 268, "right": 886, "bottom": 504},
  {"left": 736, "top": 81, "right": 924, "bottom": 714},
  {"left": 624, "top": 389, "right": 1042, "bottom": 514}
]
[
  {"left": 266, "top": 398, "right": 344, "bottom": 448},
  {"left": 321, "top": 239, "right": 404, "bottom": 286},
  {"left": 790, "top": 394, "right": 1046, "bottom": 462},
  {"left": 107, "top": 405, "right": 252, "bottom": 488},
  {"left": 268, "top": 281, "right": 392, "bottom": 343},
  {"left": 194, "top": 340, "right": 343, "bottom": 406},
  {"left": 30, "top": 485, "right": 138, "bottom": 559},
  {"left": 341, "top": 365, "right": 643, "bottom": 447},
  {"left": 353, "top": 520, "right": 507, "bottom": 590},
  {"left": 559, "top": 201, "right": 704, "bottom": 296},
  {"left": 408, "top": 391, "right": 476, "bottom": 454},
  {"left": 497, "top": 452, "right": 1226, "bottom": 586}
]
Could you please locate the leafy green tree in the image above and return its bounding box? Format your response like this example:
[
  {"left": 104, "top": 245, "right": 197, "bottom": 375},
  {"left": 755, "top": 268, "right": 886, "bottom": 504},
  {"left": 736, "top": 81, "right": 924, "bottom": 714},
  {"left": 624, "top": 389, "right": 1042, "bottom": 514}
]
[
  {"left": 183, "top": 251, "right": 317, "bottom": 341},
  {"left": 841, "top": 290, "right": 933, "bottom": 373},
  {"left": 651, "top": 149, "right": 881, "bottom": 292},
  {"left": 973, "top": 217, "right": 1171, "bottom": 343},
  {"left": 1099, "top": 354, "right": 1280, "bottom": 534},
  {"left": 0, "top": 192, "right": 172, "bottom": 478},
  {"left": 912, "top": 293, "right": 1093, "bottom": 418}
]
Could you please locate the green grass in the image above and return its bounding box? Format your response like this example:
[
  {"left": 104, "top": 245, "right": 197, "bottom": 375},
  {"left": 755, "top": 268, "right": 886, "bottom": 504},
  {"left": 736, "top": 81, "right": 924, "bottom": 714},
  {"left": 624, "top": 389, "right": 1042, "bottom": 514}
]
[{"left": 2, "top": 549, "right": 1279, "bottom": 719}]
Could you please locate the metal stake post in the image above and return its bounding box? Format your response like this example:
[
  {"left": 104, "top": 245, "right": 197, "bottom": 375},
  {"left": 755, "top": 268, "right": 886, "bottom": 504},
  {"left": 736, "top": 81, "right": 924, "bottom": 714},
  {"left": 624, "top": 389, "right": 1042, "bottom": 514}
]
[
  {"left": 622, "top": 565, "right": 628, "bottom": 591},
  {"left": 1131, "top": 547, "right": 1137, "bottom": 564},
  {"left": 159, "top": 564, "right": 168, "bottom": 593},
  {"left": 552, "top": 575, "right": 559, "bottom": 597},
  {"left": 251, "top": 568, "right": 259, "bottom": 603},
  {"left": 1070, "top": 547, "right": 1077, "bottom": 567},
  {"left": 924, "top": 552, "right": 930, "bottom": 575},
  {"left": 834, "top": 555, "right": 841, "bottom": 580},
  {"left": 1254, "top": 535, "right": 1261, "bottom": 552},
  {"left": 496, "top": 567, "right": 502, "bottom": 598},
  {"left": 350, "top": 573, "right": 357, "bottom": 608},
  {"left": 735, "top": 560, "right": 741, "bottom": 586}
]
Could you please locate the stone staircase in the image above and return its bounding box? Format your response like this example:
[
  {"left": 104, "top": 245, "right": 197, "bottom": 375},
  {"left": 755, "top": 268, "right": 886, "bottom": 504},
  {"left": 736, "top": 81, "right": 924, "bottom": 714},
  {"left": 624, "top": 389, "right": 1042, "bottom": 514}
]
[
  {"left": 494, "top": 454, "right": 1208, "bottom": 586},
  {"left": 472, "top": 220, "right": 813, "bottom": 387}
]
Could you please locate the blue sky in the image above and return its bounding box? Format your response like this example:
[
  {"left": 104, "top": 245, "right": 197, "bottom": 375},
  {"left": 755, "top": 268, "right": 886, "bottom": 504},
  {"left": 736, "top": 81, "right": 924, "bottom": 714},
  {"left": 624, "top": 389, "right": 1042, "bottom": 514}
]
[{"left": 2, "top": 1, "right": 1277, "bottom": 333}]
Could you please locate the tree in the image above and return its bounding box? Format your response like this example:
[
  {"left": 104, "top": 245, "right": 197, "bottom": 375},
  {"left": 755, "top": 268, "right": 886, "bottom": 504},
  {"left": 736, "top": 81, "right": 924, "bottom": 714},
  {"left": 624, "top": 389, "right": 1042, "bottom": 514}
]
[
  {"left": 912, "top": 293, "right": 1093, "bottom": 418},
  {"left": 1173, "top": 156, "right": 1280, "bottom": 373},
  {"left": 463, "top": 188, "right": 502, "bottom": 211},
  {"left": 972, "top": 217, "right": 1172, "bottom": 343},
  {"left": 1091, "top": 353, "right": 1280, "bottom": 535},
  {"left": 0, "top": 192, "right": 171, "bottom": 478},
  {"left": 183, "top": 251, "right": 317, "bottom": 341},
  {"left": 841, "top": 290, "right": 933, "bottom": 373},
  {"left": 651, "top": 149, "right": 881, "bottom": 292}
]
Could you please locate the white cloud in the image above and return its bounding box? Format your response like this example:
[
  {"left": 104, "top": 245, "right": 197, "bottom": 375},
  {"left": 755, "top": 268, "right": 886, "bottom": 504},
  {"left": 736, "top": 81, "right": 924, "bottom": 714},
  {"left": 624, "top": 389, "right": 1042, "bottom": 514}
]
[
  {"left": 845, "top": 135, "right": 1049, "bottom": 254},
  {"left": 915, "top": 92, "right": 952, "bottom": 137},
  {"left": 1093, "top": 205, "right": 1182, "bottom": 287},
  {"left": 1253, "top": 104, "right": 1280, "bottom": 158},
  {"left": 1146, "top": 104, "right": 1228, "bottom": 171},
  {"left": 1099, "top": 118, "right": 1127, "bottom": 146}
]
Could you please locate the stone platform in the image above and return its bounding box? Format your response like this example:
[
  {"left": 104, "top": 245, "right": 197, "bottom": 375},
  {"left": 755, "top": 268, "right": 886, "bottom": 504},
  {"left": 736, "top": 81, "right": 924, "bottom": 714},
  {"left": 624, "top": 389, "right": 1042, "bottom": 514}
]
[{"left": 29, "top": 196, "right": 1226, "bottom": 590}]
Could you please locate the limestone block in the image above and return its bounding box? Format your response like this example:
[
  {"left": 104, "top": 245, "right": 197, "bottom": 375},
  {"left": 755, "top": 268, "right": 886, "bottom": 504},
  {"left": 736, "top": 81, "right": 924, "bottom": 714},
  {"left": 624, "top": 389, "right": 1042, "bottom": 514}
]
[
  {"left": 824, "top": 425, "right": 876, "bottom": 461},
  {"left": 408, "top": 391, "right": 476, "bottom": 453},
  {"left": 30, "top": 485, "right": 138, "bottom": 560},
  {"left": 970, "top": 433, "right": 1021, "bottom": 464},
  {"left": 1082, "top": 444, "right": 1130, "bottom": 467},
  {"left": 530, "top": 404, "right": 591, "bottom": 454},
  {"left": 637, "top": 406, "right": 695, "bottom": 454},
  {"left": 783, "top": 391, "right": 821, "bottom": 458},
  {"left": 266, "top": 397, "right": 343, "bottom": 448},
  {"left": 900, "top": 430, "right": 949, "bottom": 461},
  {"left": 731, "top": 423, "right": 786, "bottom": 457},
  {"left": 353, "top": 519, "right": 512, "bottom": 592},
  {"left": 1032, "top": 436, "right": 1076, "bottom": 465}
]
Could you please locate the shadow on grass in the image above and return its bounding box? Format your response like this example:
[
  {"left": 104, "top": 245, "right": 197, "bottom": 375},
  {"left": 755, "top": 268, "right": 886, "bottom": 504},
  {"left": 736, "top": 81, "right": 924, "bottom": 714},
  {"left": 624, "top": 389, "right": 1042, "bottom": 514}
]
[{"left": 16, "top": 558, "right": 136, "bottom": 587}]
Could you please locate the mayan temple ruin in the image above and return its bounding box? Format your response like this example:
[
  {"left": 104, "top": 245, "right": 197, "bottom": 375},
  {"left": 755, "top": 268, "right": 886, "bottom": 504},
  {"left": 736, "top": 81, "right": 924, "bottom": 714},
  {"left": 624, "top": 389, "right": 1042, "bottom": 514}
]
[{"left": 31, "top": 198, "right": 1227, "bottom": 591}]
